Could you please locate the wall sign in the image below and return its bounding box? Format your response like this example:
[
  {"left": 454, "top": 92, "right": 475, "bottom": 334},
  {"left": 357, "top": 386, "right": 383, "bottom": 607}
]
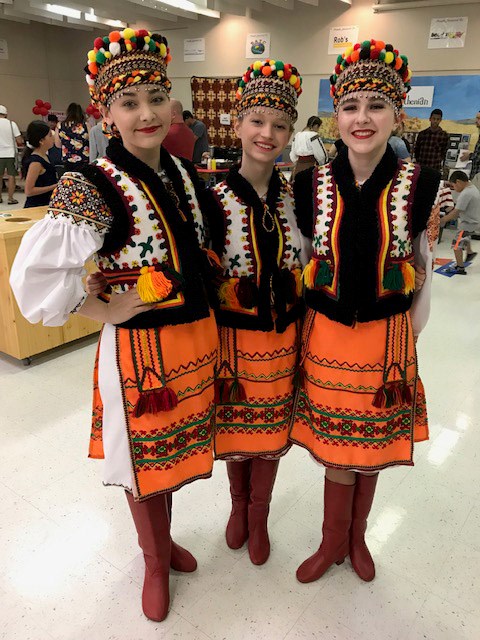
[
  {"left": 0, "top": 39, "right": 8, "bottom": 60},
  {"left": 184, "top": 38, "right": 205, "bottom": 62},
  {"left": 246, "top": 33, "right": 270, "bottom": 59},
  {"left": 328, "top": 26, "right": 359, "bottom": 56},
  {"left": 428, "top": 17, "right": 468, "bottom": 49}
]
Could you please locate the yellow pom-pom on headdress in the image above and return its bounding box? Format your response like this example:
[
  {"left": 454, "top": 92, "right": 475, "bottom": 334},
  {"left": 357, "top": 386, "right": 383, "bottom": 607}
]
[
  {"left": 236, "top": 58, "right": 303, "bottom": 124},
  {"left": 330, "top": 38, "right": 411, "bottom": 114},
  {"left": 85, "top": 29, "right": 172, "bottom": 107}
]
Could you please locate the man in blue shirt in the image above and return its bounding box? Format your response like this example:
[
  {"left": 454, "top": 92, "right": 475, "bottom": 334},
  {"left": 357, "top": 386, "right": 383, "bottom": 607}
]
[{"left": 183, "top": 110, "right": 209, "bottom": 164}]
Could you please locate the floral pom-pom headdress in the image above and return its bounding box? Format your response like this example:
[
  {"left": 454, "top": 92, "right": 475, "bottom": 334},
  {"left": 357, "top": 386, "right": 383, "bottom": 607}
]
[
  {"left": 85, "top": 28, "right": 172, "bottom": 107},
  {"left": 236, "top": 58, "right": 303, "bottom": 124},
  {"left": 330, "top": 39, "right": 412, "bottom": 115}
]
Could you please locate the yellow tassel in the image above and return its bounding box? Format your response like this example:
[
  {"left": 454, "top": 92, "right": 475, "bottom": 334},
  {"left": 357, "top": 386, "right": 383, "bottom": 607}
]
[
  {"left": 401, "top": 262, "right": 416, "bottom": 295},
  {"left": 137, "top": 266, "right": 173, "bottom": 303},
  {"left": 302, "top": 259, "right": 317, "bottom": 289},
  {"left": 293, "top": 267, "right": 303, "bottom": 297},
  {"left": 218, "top": 278, "right": 240, "bottom": 307}
]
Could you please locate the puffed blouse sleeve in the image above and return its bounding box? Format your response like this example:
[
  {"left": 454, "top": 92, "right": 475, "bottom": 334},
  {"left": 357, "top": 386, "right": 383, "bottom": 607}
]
[{"left": 10, "top": 171, "right": 113, "bottom": 326}]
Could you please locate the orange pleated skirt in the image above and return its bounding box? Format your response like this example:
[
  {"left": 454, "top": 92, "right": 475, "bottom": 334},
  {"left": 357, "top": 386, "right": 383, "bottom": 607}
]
[
  {"left": 214, "top": 322, "right": 299, "bottom": 459},
  {"left": 290, "top": 310, "right": 428, "bottom": 471},
  {"left": 89, "top": 313, "right": 218, "bottom": 500}
]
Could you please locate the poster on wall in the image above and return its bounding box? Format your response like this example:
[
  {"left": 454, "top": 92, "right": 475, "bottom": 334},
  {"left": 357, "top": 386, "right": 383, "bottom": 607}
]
[
  {"left": 0, "top": 39, "right": 8, "bottom": 60},
  {"left": 328, "top": 26, "right": 359, "bottom": 55},
  {"left": 246, "top": 33, "right": 270, "bottom": 59},
  {"left": 184, "top": 38, "right": 205, "bottom": 62},
  {"left": 428, "top": 17, "right": 468, "bottom": 49},
  {"left": 317, "top": 75, "right": 480, "bottom": 159}
]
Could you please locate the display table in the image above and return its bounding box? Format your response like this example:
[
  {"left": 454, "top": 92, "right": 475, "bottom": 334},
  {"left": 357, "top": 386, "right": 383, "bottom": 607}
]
[{"left": 0, "top": 206, "right": 101, "bottom": 363}]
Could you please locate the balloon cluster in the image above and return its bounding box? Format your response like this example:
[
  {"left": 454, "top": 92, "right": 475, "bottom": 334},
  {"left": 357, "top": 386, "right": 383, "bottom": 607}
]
[
  {"left": 86, "top": 104, "right": 102, "bottom": 120},
  {"left": 32, "top": 99, "right": 51, "bottom": 116}
]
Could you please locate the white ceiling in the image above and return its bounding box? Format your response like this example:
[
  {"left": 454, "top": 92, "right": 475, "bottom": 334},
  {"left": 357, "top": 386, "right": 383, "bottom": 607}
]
[
  {"left": 1, "top": 0, "right": 477, "bottom": 31},
  {"left": 0, "top": 0, "right": 353, "bottom": 31}
]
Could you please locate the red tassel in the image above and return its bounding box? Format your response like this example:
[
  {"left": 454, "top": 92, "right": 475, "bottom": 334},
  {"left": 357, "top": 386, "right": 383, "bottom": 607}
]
[
  {"left": 133, "top": 387, "right": 178, "bottom": 417},
  {"left": 372, "top": 381, "right": 411, "bottom": 409},
  {"left": 214, "top": 378, "right": 231, "bottom": 403},
  {"left": 235, "top": 276, "right": 259, "bottom": 309},
  {"left": 157, "top": 387, "right": 178, "bottom": 411},
  {"left": 372, "top": 386, "right": 388, "bottom": 408}
]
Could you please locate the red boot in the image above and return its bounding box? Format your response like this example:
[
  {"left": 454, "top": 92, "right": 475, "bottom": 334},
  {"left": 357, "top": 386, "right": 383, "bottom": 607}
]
[
  {"left": 225, "top": 460, "right": 251, "bottom": 550},
  {"left": 248, "top": 458, "right": 279, "bottom": 565},
  {"left": 296, "top": 478, "right": 355, "bottom": 583},
  {"left": 349, "top": 473, "right": 378, "bottom": 582},
  {"left": 126, "top": 492, "right": 171, "bottom": 622},
  {"left": 165, "top": 492, "right": 197, "bottom": 572}
]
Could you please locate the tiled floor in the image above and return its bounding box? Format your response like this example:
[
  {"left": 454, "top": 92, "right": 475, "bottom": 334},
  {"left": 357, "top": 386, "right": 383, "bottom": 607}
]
[{"left": 1, "top": 228, "right": 479, "bottom": 640}]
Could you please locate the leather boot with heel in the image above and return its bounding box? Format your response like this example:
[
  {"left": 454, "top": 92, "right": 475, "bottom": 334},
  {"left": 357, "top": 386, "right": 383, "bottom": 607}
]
[
  {"left": 349, "top": 473, "right": 378, "bottom": 582},
  {"left": 225, "top": 460, "right": 251, "bottom": 549},
  {"left": 166, "top": 492, "right": 197, "bottom": 572},
  {"left": 296, "top": 478, "right": 355, "bottom": 583},
  {"left": 248, "top": 458, "right": 279, "bottom": 565},
  {"left": 126, "top": 491, "right": 171, "bottom": 622}
]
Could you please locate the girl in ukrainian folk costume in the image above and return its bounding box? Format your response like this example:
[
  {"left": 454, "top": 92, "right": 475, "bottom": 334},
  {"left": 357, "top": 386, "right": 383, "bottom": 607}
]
[
  {"left": 207, "top": 59, "right": 309, "bottom": 565},
  {"left": 290, "top": 39, "right": 440, "bottom": 583},
  {"left": 10, "top": 29, "right": 217, "bottom": 622}
]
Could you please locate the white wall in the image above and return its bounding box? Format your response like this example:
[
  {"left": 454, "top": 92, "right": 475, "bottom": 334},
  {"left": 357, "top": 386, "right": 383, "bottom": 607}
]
[{"left": 1, "top": 0, "right": 479, "bottom": 133}]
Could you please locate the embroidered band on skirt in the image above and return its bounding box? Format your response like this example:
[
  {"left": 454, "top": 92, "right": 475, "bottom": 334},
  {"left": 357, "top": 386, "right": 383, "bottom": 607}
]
[
  {"left": 290, "top": 309, "right": 428, "bottom": 471},
  {"left": 214, "top": 323, "right": 299, "bottom": 459},
  {"left": 89, "top": 312, "right": 218, "bottom": 500}
]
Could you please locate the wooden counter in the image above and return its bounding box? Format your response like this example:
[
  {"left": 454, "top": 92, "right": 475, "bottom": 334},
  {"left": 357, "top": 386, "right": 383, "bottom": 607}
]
[{"left": 0, "top": 206, "right": 101, "bottom": 362}]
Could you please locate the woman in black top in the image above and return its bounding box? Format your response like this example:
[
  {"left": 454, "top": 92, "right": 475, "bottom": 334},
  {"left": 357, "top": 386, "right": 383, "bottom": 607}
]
[{"left": 23, "top": 120, "right": 57, "bottom": 208}]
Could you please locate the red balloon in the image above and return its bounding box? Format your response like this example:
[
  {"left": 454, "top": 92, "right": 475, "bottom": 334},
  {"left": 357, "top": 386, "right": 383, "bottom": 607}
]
[
  {"left": 44, "top": 102, "right": 51, "bottom": 110},
  {"left": 93, "top": 110, "right": 101, "bottom": 119},
  {"left": 35, "top": 99, "right": 43, "bottom": 107},
  {"left": 40, "top": 107, "right": 48, "bottom": 116},
  {"left": 86, "top": 104, "right": 94, "bottom": 115},
  {"left": 33, "top": 106, "right": 41, "bottom": 115}
]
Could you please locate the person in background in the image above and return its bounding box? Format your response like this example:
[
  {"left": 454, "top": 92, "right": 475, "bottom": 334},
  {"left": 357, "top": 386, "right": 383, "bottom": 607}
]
[
  {"left": 88, "top": 121, "right": 109, "bottom": 162},
  {"left": 0, "top": 104, "right": 23, "bottom": 205},
  {"left": 290, "top": 38, "right": 440, "bottom": 585},
  {"left": 11, "top": 28, "right": 218, "bottom": 623},
  {"left": 394, "top": 120, "right": 412, "bottom": 154},
  {"left": 183, "top": 110, "right": 209, "bottom": 164},
  {"left": 328, "top": 137, "right": 346, "bottom": 160},
  {"left": 414, "top": 108, "right": 449, "bottom": 172},
  {"left": 460, "top": 110, "right": 480, "bottom": 186},
  {"left": 47, "top": 114, "right": 63, "bottom": 168},
  {"left": 290, "top": 115, "right": 328, "bottom": 180},
  {"left": 163, "top": 99, "right": 195, "bottom": 160},
  {"left": 55, "top": 102, "right": 90, "bottom": 170},
  {"left": 207, "top": 57, "right": 307, "bottom": 567},
  {"left": 22, "top": 120, "right": 58, "bottom": 208},
  {"left": 441, "top": 170, "right": 479, "bottom": 274},
  {"left": 388, "top": 120, "right": 411, "bottom": 161}
]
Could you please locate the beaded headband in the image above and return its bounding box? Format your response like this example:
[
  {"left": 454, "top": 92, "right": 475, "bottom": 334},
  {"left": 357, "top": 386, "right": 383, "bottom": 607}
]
[
  {"left": 330, "top": 39, "right": 412, "bottom": 114},
  {"left": 236, "top": 59, "right": 302, "bottom": 124},
  {"left": 85, "top": 28, "right": 172, "bottom": 107}
]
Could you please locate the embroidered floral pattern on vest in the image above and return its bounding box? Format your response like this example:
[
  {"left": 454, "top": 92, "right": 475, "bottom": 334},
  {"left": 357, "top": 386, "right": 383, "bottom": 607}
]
[
  {"left": 303, "top": 161, "right": 419, "bottom": 300},
  {"left": 212, "top": 173, "right": 305, "bottom": 315},
  {"left": 91, "top": 156, "right": 205, "bottom": 308}
]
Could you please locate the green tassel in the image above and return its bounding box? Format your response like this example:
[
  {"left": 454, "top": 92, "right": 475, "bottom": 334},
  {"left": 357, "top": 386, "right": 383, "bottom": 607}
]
[
  {"left": 315, "top": 260, "right": 333, "bottom": 287},
  {"left": 228, "top": 378, "right": 247, "bottom": 402},
  {"left": 383, "top": 263, "right": 404, "bottom": 291}
]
